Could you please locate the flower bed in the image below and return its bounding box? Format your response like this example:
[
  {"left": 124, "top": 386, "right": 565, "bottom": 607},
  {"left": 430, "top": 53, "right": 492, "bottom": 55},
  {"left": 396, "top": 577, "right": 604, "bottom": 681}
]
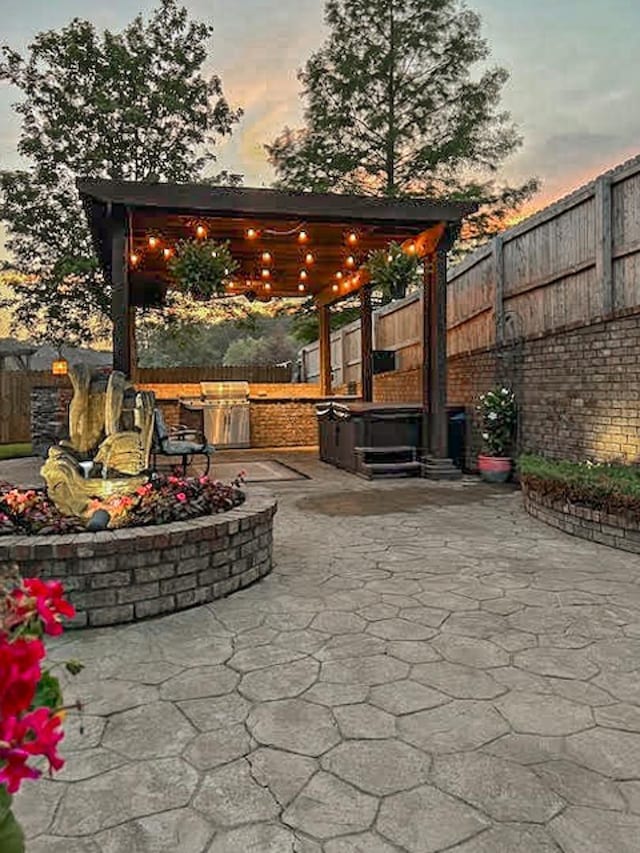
[
  {"left": 520, "top": 455, "right": 640, "bottom": 554},
  {"left": 0, "top": 474, "right": 245, "bottom": 536},
  {"left": 0, "top": 490, "right": 277, "bottom": 628}
]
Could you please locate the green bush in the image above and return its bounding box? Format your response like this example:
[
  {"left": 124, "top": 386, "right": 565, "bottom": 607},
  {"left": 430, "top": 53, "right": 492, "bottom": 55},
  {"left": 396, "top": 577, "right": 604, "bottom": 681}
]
[{"left": 519, "top": 454, "right": 640, "bottom": 515}]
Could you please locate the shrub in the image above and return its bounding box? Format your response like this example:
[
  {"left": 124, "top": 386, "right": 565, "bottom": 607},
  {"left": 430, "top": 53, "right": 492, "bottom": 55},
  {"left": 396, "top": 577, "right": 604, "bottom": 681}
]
[
  {"left": 519, "top": 454, "right": 640, "bottom": 516},
  {"left": 477, "top": 387, "right": 517, "bottom": 457}
]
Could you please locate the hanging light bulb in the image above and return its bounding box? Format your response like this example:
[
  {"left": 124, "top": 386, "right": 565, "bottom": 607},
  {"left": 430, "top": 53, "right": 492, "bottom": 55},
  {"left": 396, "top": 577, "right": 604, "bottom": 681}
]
[
  {"left": 196, "top": 224, "right": 207, "bottom": 238},
  {"left": 262, "top": 251, "right": 272, "bottom": 264},
  {"left": 332, "top": 283, "right": 339, "bottom": 293},
  {"left": 264, "top": 281, "right": 272, "bottom": 291},
  {"left": 211, "top": 250, "right": 218, "bottom": 258},
  {"left": 228, "top": 281, "right": 235, "bottom": 289},
  {"left": 148, "top": 236, "right": 160, "bottom": 249},
  {"left": 305, "top": 252, "right": 314, "bottom": 265},
  {"left": 347, "top": 231, "right": 358, "bottom": 245},
  {"left": 298, "top": 230, "right": 308, "bottom": 243},
  {"left": 346, "top": 255, "right": 356, "bottom": 268},
  {"left": 130, "top": 253, "right": 139, "bottom": 266},
  {"left": 298, "top": 282, "right": 306, "bottom": 292},
  {"left": 299, "top": 270, "right": 308, "bottom": 281},
  {"left": 246, "top": 228, "right": 258, "bottom": 240},
  {"left": 261, "top": 269, "right": 271, "bottom": 280},
  {"left": 335, "top": 271, "right": 343, "bottom": 280},
  {"left": 163, "top": 247, "right": 173, "bottom": 260},
  {"left": 407, "top": 241, "right": 417, "bottom": 255}
]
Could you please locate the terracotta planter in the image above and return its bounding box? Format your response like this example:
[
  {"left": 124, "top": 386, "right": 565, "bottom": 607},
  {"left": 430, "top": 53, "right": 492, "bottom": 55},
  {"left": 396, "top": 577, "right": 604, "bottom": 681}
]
[{"left": 478, "top": 454, "right": 512, "bottom": 483}]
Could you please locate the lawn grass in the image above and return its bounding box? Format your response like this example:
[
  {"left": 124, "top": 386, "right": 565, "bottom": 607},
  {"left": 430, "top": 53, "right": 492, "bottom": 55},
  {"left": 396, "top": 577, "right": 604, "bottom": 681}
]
[
  {"left": 519, "top": 454, "right": 640, "bottom": 513},
  {"left": 0, "top": 443, "right": 34, "bottom": 461}
]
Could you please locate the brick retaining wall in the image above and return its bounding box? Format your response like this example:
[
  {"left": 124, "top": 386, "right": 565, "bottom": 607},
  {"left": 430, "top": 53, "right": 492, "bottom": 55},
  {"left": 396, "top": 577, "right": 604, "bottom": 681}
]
[
  {"left": 522, "top": 482, "right": 640, "bottom": 555},
  {"left": 0, "top": 492, "right": 277, "bottom": 628}
]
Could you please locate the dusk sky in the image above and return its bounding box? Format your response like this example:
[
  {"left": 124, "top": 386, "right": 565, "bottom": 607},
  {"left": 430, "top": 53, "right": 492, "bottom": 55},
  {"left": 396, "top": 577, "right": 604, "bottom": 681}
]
[{"left": 1, "top": 0, "right": 639, "bottom": 259}]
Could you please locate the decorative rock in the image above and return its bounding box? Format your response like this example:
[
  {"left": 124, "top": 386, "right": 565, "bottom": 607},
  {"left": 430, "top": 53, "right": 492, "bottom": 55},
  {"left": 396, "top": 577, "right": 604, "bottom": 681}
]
[
  {"left": 86, "top": 510, "right": 111, "bottom": 531},
  {"left": 430, "top": 753, "right": 564, "bottom": 822},
  {"left": 322, "top": 739, "right": 431, "bottom": 795},
  {"left": 248, "top": 699, "right": 340, "bottom": 756},
  {"left": 283, "top": 772, "right": 377, "bottom": 839},
  {"left": 377, "top": 784, "right": 489, "bottom": 852}
]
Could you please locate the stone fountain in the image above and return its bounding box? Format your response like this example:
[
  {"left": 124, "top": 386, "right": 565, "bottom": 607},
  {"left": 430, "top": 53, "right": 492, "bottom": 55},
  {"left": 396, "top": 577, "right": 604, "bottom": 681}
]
[{"left": 41, "top": 366, "right": 155, "bottom": 520}]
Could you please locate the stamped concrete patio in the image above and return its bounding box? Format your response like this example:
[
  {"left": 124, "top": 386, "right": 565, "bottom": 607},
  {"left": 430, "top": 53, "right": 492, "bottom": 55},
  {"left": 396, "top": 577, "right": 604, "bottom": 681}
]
[{"left": 12, "top": 450, "right": 640, "bottom": 852}]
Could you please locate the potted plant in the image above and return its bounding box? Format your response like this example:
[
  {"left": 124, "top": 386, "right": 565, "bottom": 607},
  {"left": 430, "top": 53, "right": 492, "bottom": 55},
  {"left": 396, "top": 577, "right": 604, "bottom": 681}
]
[
  {"left": 167, "top": 238, "right": 238, "bottom": 301},
  {"left": 477, "top": 386, "right": 517, "bottom": 482},
  {"left": 365, "top": 242, "right": 419, "bottom": 302}
]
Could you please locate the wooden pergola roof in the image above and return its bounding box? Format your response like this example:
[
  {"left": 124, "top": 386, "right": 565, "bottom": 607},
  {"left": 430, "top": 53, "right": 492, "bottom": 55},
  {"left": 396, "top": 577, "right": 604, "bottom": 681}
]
[{"left": 78, "top": 180, "right": 476, "bottom": 307}]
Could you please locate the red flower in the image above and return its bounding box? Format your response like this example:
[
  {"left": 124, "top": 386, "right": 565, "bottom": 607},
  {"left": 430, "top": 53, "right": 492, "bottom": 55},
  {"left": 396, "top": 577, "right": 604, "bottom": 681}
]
[
  {"left": 176, "top": 492, "right": 187, "bottom": 503},
  {"left": 21, "top": 707, "right": 65, "bottom": 772},
  {"left": 0, "top": 743, "right": 41, "bottom": 793},
  {"left": 0, "top": 637, "right": 45, "bottom": 717},
  {"left": 11, "top": 579, "right": 75, "bottom": 636}
]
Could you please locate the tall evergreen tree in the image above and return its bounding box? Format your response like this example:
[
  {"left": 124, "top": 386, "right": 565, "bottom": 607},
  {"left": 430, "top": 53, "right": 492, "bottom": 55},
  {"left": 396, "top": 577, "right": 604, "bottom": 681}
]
[
  {"left": 0, "top": 0, "right": 242, "bottom": 348},
  {"left": 267, "top": 0, "right": 538, "bottom": 250}
]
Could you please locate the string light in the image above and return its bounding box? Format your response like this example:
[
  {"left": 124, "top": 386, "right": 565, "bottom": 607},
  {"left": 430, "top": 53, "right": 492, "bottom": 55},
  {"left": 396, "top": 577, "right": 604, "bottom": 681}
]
[
  {"left": 212, "top": 250, "right": 218, "bottom": 258},
  {"left": 246, "top": 228, "right": 258, "bottom": 240},
  {"left": 346, "top": 256, "right": 356, "bottom": 268},
  {"left": 261, "top": 269, "right": 271, "bottom": 280},
  {"left": 335, "top": 271, "right": 343, "bottom": 280},
  {"left": 305, "top": 252, "right": 314, "bottom": 265},
  {"left": 407, "top": 242, "right": 417, "bottom": 255},
  {"left": 347, "top": 231, "right": 358, "bottom": 245},
  {"left": 262, "top": 251, "right": 272, "bottom": 264},
  {"left": 148, "top": 236, "right": 160, "bottom": 249},
  {"left": 332, "top": 283, "right": 339, "bottom": 293},
  {"left": 298, "top": 230, "right": 308, "bottom": 243},
  {"left": 196, "top": 224, "right": 207, "bottom": 239},
  {"left": 387, "top": 253, "right": 394, "bottom": 263},
  {"left": 264, "top": 282, "right": 272, "bottom": 291},
  {"left": 163, "top": 248, "right": 173, "bottom": 260},
  {"left": 130, "top": 253, "right": 139, "bottom": 266},
  {"left": 299, "top": 270, "right": 308, "bottom": 281},
  {"left": 298, "top": 282, "right": 305, "bottom": 292}
]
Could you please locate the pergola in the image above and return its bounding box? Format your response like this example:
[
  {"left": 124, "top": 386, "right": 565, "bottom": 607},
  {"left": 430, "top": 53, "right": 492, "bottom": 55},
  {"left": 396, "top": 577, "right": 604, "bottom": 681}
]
[{"left": 78, "top": 179, "right": 477, "bottom": 472}]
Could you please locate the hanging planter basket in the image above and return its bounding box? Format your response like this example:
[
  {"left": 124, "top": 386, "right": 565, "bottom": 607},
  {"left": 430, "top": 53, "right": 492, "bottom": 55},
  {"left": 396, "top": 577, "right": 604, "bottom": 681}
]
[
  {"left": 167, "top": 239, "right": 239, "bottom": 301},
  {"left": 365, "top": 242, "right": 419, "bottom": 302}
]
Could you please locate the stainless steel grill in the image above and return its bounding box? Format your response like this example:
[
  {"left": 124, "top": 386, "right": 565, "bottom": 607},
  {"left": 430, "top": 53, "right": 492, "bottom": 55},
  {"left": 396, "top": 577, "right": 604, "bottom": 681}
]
[{"left": 180, "top": 381, "right": 250, "bottom": 449}]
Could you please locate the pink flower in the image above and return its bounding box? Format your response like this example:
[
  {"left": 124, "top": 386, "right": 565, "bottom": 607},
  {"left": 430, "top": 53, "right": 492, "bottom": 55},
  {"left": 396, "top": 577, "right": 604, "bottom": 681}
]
[
  {"left": 0, "top": 637, "right": 45, "bottom": 717},
  {"left": 0, "top": 708, "right": 65, "bottom": 793},
  {"left": 176, "top": 492, "right": 187, "bottom": 503},
  {"left": 11, "top": 579, "right": 75, "bottom": 637},
  {"left": 0, "top": 743, "right": 41, "bottom": 793}
]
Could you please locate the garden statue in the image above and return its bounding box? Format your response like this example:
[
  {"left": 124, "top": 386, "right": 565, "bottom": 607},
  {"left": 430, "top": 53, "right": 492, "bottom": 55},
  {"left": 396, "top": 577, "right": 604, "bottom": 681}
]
[{"left": 41, "top": 366, "right": 155, "bottom": 519}]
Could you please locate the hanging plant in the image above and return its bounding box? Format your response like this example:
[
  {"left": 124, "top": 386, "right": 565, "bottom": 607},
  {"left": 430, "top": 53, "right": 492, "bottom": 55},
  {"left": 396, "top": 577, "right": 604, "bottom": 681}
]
[
  {"left": 167, "top": 239, "right": 239, "bottom": 301},
  {"left": 365, "top": 242, "right": 419, "bottom": 302}
]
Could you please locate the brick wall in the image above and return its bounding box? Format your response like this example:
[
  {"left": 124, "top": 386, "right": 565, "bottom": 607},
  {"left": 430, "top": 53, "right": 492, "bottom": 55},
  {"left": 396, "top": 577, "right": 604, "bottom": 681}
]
[
  {"left": 0, "top": 492, "right": 277, "bottom": 628},
  {"left": 250, "top": 401, "right": 318, "bottom": 448}
]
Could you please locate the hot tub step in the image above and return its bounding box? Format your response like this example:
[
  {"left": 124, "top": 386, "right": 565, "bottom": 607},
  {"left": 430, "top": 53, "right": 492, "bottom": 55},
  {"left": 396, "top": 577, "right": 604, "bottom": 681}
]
[{"left": 358, "top": 460, "right": 422, "bottom": 480}]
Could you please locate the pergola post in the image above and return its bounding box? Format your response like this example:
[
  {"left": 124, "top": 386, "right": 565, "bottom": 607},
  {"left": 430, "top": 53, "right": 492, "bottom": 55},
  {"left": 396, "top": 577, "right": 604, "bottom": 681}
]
[
  {"left": 360, "top": 285, "right": 373, "bottom": 402},
  {"left": 422, "top": 237, "right": 461, "bottom": 480},
  {"left": 111, "top": 211, "right": 134, "bottom": 378},
  {"left": 319, "top": 304, "right": 332, "bottom": 396}
]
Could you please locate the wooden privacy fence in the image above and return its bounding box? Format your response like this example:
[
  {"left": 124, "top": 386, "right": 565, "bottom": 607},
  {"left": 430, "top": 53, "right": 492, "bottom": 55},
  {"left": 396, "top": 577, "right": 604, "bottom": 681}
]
[
  {"left": 0, "top": 371, "right": 67, "bottom": 444},
  {"left": 301, "top": 153, "right": 640, "bottom": 379},
  {"left": 132, "top": 365, "right": 292, "bottom": 384}
]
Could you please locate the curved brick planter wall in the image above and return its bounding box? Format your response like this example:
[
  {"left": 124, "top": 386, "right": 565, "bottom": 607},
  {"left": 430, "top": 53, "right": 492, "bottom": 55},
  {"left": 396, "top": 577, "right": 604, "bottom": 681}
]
[
  {"left": 0, "top": 492, "right": 277, "bottom": 628},
  {"left": 522, "top": 483, "right": 640, "bottom": 555}
]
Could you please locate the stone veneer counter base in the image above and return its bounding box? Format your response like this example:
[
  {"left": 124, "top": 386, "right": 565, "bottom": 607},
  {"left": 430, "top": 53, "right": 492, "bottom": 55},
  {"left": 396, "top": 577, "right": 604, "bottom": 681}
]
[
  {"left": 0, "top": 491, "right": 277, "bottom": 628},
  {"left": 523, "top": 483, "right": 640, "bottom": 555}
]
